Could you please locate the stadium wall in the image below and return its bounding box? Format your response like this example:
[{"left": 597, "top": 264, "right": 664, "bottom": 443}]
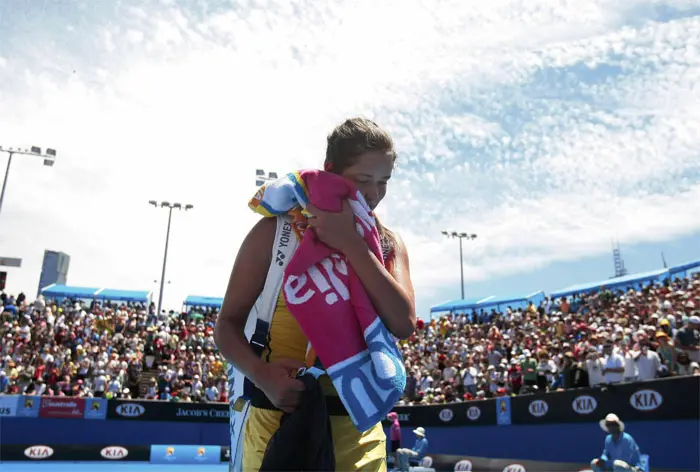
[{"left": 0, "top": 376, "right": 697, "bottom": 470}]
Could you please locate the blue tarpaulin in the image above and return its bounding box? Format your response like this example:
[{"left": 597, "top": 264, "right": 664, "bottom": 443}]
[
  {"left": 430, "top": 297, "right": 490, "bottom": 314},
  {"left": 184, "top": 295, "right": 224, "bottom": 308},
  {"left": 550, "top": 268, "right": 670, "bottom": 299},
  {"left": 41, "top": 284, "right": 99, "bottom": 299},
  {"left": 473, "top": 291, "right": 546, "bottom": 311},
  {"left": 41, "top": 284, "right": 151, "bottom": 303},
  {"left": 94, "top": 288, "right": 152, "bottom": 303},
  {"left": 669, "top": 259, "right": 700, "bottom": 278}
]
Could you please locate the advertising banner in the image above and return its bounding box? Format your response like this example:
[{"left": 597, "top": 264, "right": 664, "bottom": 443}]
[
  {"left": 84, "top": 397, "right": 107, "bottom": 420},
  {"left": 509, "top": 375, "right": 699, "bottom": 426},
  {"left": 0, "top": 444, "right": 149, "bottom": 461},
  {"left": 0, "top": 395, "right": 19, "bottom": 417},
  {"left": 108, "top": 399, "right": 229, "bottom": 423},
  {"left": 169, "top": 403, "right": 229, "bottom": 423},
  {"left": 38, "top": 396, "right": 85, "bottom": 419},
  {"left": 16, "top": 395, "right": 40, "bottom": 417},
  {"left": 383, "top": 398, "right": 497, "bottom": 428},
  {"left": 150, "top": 444, "right": 222, "bottom": 465},
  {"left": 407, "top": 453, "right": 650, "bottom": 472},
  {"left": 496, "top": 396, "right": 511, "bottom": 425}
]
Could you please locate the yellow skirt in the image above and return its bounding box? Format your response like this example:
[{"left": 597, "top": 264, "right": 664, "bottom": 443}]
[{"left": 242, "top": 406, "right": 387, "bottom": 472}]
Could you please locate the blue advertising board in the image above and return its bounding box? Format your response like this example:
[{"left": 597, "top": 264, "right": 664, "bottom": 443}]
[
  {"left": 496, "top": 396, "right": 511, "bottom": 425},
  {"left": 0, "top": 395, "right": 19, "bottom": 417},
  {"left": 150, "top": 444, "right": 221, "bottom": 465},
  {"left": 84, "top": 398, "right": 107, "bottom": 420},
  {"left": 15, "top": 395, "right": 40, "bottom": 417},
  {"left": 0, "top": 376, "right": 697, "bottom": 470}
]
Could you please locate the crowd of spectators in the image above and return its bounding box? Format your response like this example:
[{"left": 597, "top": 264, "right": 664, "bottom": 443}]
[
  {"left": 0, "top": 294, "right": 227, "bottom": 403},
  {"left": 398, "top": 274, "right": 700, "bottom": 405},
  {"left": 1, "top": 273, "right": 699, "bottom": 406}
]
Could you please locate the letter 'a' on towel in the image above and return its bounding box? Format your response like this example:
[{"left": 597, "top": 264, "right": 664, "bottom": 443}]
[{"left": 249, "top": 169, "right": 406, "bottom": 432}]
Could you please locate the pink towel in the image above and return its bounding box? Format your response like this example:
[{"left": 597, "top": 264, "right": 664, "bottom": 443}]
[
  {"left": 270, "top": 169, "right": 405, "bottom": 432},
  {"left": 284, "top": 170, "right": 382, "bottom": 366}
]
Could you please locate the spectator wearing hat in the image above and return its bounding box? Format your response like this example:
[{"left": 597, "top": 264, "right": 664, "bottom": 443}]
[
  {"left": 591, "top": 413, "right": 643, "bottom": 472},
  {"left": 395, "top": 427, "right": 428, "bottom": 472},
  {"left": 674, "top": 315, "right": 700, "bottom": 363},
  {"left": 387, "top": 412, "right": 402, "bottom": 468},
  {"left": 521, "top": 350, "right": 537, "bottom": 388},
  {"left": 653, "top": 331, "right": 676, "bottom": 375},
  {"left": 675, "top": 352, "right": 697, "bottom": 376}
]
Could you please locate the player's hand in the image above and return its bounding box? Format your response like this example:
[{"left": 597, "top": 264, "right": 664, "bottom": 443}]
[
  {"left": 256, "top": 358, "right": 306, "bottom": 413},
  {"left": 306, "top": 201, "right": 363, "bottom": 254}
]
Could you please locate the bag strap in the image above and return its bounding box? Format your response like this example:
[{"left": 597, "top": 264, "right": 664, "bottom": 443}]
[
  {"left": 229, "top": 215, "right": 299, "bottom": 472},
  {"left": 243, "top": 214, "right": 298, "bottom": 390}
]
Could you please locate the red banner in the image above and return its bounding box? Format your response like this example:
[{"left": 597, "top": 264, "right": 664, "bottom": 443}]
[{"left": 39, "top": 397, "right": 85, "bottom": 419}]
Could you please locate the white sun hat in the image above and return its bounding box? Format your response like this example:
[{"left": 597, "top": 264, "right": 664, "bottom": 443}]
[{"left": 599, "top": 413, "right": 625, "bottom": 433}]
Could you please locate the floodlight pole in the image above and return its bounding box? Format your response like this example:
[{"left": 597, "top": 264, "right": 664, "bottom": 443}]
[
  {"left": 149, "top": 201, "right": 193, "bottom": 316},
  {"left": 441, "top": 230, "right": 478, "bottom": 300},
  {"left": 0, "top": 146, "right": 57, "bottom": 217}
]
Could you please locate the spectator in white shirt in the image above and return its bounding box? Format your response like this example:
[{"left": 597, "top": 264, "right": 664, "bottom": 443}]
[
  {"left": 192, "top": 374, "right": 203, "bottom": 394},
  {"left": 634, "top": 344, "right": 660, "bottom": 381},
  {"left": 622, "top": 344, "right": 638, "bottom": 382},
  {"left": 442, "top": 361, "right": 458, "bottom": 383},
  {"left": 107, "top": 377, "right": 121, "bottom": 395},
  {"left": 205, "top": 381, "right": 219, "bottom": 402},
  {"left": 93, "top": 370, "right": 107, "bottom": 397},
  {"left": 586, "top": 350, "right": 606, "bottom": 387},
  {"left": 461, "top": 363, "right": 477, "bottom": 396},
  {"left": 34, "top": 378, "right": 47, "bottom": 395},
  {"left": 19, "top": 318, "right": 31, "bottom": 342},
  {"left": 602, "top": 341, "right": 625, "bottom": 384},
  {"left": 420, "top": 371, "right": 433, "bottom": 391}
]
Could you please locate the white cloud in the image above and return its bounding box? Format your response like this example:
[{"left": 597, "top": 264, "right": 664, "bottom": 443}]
[{"left": 0, "top": 0, "right": 698, "bottom": 316}]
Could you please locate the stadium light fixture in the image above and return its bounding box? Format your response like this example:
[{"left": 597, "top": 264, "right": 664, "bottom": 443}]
[
  {"left": 149, "top": 200, "right": 195, "bottom": 316},
  {"left": 0, "top": 145, "right": 57, "bottom": 217},
  {"left": 441, "top": 230, "right": 478, "bottom": 300}
]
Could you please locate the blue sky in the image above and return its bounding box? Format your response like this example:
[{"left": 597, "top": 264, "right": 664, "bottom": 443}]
[{"left": 0, "top": 0, "right": 699, "bottom": 317}]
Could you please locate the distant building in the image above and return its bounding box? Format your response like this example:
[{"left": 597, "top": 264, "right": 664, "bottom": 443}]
[{"left": 37, "top": 250, "right": 70, "bottom": 297}]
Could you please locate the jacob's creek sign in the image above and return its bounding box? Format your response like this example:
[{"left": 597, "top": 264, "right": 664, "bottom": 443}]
[
  {"left": 39, "top": 397, "right": 85, "bottom": 419},
  {"left": 175, "top": 406, "right": 230, "bottom": 421}
]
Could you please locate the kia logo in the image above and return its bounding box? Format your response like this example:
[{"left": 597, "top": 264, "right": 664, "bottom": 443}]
[
  {"left": 528, "top": 400, "right": 548, "bottom": 417},
  {"left": 630, "top": 389, "right": 663, "bottom": 411},
  {"left": 116, "top": 403, "right": 145, "bottom": 417},
  {"left": 503, "top": 464, "right": 526, "bottom": 472},
  {"left": 455, "top": 459, "right": 473, "bottom": 471},
  {"left": 101, "top": 446, "right": 129, "bottom": 459},
  {"left": 466, "top": 406, "right": 481, "bottom": 421},
  {"left": 439, "top": 408, "right": 454, "bottom": 422},
  {"left": 24, "top": 445, "right": 54, "bottom": 459},
  {"left": 572, "top": 395, "right": 597, "bottom": 414}
]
